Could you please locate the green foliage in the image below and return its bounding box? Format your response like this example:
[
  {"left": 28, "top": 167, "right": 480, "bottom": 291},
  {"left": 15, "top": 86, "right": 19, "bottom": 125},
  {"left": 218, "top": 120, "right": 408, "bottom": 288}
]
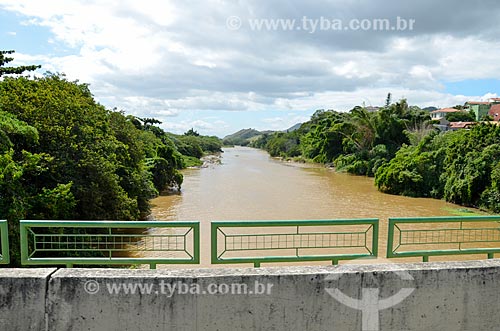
[
  {"left": 0, "top": 74, "right": 186, "bottom": 265},
  {"left": 255, "top": 99, "right": 431, "bottom": 178},
  {"left": 445, "top": 111, "right": 475, "bottom": 122},
  {"left": 170, "top": 133, "right": 222, "bottom": 159},
  {"left": 0, "top": 110, "right": 39, "bottom": 151},
  {"left": 0, "top": 51, "right": 221, "bottom": 265},
  {"left": 0, "top": 50, "right": 41, "bottom": 77},
  {"left": 480, "top": 161, "right": 500, "bottom": 213},
  {"left": 30, "top": 182, "right": 76, "bottom": 219},
  {"left": 441, "top": 124, "right": 500, "bottom": 207},
  {"left": 0, "top": 75, "right": 150, "bottom": 219},
  {"left": 147, "top": 157, "right": 183, "bottom": 193},
  {"left": 184, "top": 128, "right": 200, "bottom": 136},
  {"left": 181, "top": 155, "right": 203, "bottom": 167},
  {"left": 172, "top": 135, "right": 204, "bottom": 158},
  {"left": 265, "top": 132, "right": 301, "bottom": 157},
  {"left": 299, "top": 110, "right": 347, "bottom": 163},
  {"left": 375, "top": 124, "right": 500, "bottom": 212},
  {"left": 375, "top": 131, "right": 447, "bottom": 197}
]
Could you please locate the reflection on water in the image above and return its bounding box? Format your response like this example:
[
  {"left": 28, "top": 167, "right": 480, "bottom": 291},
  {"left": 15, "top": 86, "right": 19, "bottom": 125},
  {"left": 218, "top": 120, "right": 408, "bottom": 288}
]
[{"left": 149, "top": 146, "right": 485, "bottom": 268}]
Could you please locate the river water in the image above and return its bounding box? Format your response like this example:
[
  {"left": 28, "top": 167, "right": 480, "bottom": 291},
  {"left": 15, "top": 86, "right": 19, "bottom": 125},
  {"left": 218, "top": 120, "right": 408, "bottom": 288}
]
[{"left": 150, "top": 146, "right": 481, "bottom": 267}]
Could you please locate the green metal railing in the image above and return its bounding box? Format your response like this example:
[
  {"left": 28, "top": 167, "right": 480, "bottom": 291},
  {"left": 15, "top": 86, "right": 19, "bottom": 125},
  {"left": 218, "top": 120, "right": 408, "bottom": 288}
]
[
  {"left": 387, "top": 216, "right": 500, "bottom": 262},
  {"left": 8, "top": 216, "right": 500, "bottom": 268},
  {"left": 211, "top": 219, "right": 378, "bottom": 267},
  {"left": 0, "top": 220, "right": 9, "bottom": 264},
  {"left": 20, "top": 220, "right": 200, "bottom": 269}
]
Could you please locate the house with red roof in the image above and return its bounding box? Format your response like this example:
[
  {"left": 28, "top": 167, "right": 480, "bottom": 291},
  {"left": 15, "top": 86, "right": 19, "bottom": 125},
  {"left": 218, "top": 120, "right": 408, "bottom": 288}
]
[
  {"left": 430, "top": 108, "right": 460, "bottom": 120},
  {"left": 449, "top": 121, "right": 476, "bottom": 130},
  {"left": 488, "top": 104, "right": 500, "bottom": 121},
  {"left": 464, "top": 98, "right": 500, "bottom": 121}
]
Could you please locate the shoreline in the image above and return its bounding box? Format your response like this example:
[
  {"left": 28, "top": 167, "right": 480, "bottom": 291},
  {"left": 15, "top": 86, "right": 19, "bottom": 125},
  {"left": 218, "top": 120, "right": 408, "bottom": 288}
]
[{"left": 261, "top": 148, "right": 490, "bottom": 216}]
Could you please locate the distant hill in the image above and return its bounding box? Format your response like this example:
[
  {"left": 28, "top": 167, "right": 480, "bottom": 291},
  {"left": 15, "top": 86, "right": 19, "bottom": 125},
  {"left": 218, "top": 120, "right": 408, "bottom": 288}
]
[
  {"left": 285, "top": 123, "right": 302, "bottom": 132},
  {"left": 223, "top": 128, "right": 264, "bottom": 146},
  {"left": 223, "top": 123, "right": 303, "bottom": 146},
  {"left": 423, "top": 106, "right": 438, "bottom": 112}
]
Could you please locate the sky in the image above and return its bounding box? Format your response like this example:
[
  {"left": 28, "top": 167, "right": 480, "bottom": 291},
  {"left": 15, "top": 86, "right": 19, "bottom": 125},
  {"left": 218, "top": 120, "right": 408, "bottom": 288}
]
[{"left": 1, "top": 0, "right": 500, "bottom": 137}]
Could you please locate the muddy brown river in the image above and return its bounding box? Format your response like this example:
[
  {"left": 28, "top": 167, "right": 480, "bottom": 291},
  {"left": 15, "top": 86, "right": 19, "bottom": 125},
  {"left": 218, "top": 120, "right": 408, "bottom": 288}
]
[{"left": 150, "top": 146, "right": 486, "bottom": 268}]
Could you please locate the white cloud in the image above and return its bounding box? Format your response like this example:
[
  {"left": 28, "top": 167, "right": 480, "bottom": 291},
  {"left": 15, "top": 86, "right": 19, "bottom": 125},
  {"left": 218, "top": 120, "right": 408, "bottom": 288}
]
[
  {"left": 160, "top": 118, "right": 229, "bottom": 135},
  {"left": 260, "top": 114, "right": 310, "bottom": 131},
  {"left": 2, "top": 0, "right": 500, "bottom": 135}
]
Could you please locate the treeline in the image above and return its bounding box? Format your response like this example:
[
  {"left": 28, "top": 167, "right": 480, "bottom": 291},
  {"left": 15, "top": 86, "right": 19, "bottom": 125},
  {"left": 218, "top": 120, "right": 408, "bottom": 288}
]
[
  {"left": 252, "top": 96, "right": 500, "bottom": 213},
  {"left": 376, "top": 124, "right": 500, "bottom": 212},
  {"left": 168, "top": 128, "right": 222, "bottom": 167},
  {"left": 0, "top": 69, "right": 220, "bottom": 265},
  {"left": 252, "top": 97, "right": 431, "bottom": 176}
]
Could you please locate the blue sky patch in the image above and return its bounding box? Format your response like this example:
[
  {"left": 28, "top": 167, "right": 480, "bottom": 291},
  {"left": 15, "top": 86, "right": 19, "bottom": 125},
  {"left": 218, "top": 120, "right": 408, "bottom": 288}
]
[{"left": 444, "top": 79, "right": 500, "bottom": 96}]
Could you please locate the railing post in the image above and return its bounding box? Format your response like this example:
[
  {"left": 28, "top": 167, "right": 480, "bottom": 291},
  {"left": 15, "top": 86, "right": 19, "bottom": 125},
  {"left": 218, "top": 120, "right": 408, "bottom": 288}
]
[
  {"left": 211, "top": 222, "right": 218, "bottom": 264},
  {"left": 19, "top": 221, "right": 28, "bottom": 265},
  {"left": 372, "top": 220, "right": 379, "bottom": 258},
  {"left": 0, "top": 220, "right": 9, "bottom": 264},
  {"left": 386, "top": 218, "right": 395, "bottom": 259},
  {"left": 193, "top": 222, "right": 200, "bottom": 264}
]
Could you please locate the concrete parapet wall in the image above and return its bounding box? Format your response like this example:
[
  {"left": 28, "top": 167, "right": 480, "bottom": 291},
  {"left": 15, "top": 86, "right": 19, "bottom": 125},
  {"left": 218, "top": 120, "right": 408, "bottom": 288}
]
[
  {"left": 0, "top": 268, "right": 57, "bottom": 330},
  {"left": 1, "top": 260, "right": 500, "bottom": 330}
]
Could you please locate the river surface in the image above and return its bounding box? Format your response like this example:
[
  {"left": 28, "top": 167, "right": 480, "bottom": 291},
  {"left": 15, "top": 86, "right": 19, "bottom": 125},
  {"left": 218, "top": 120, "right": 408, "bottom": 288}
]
[{"left": 150, "top": 146, "right": 482, "bottom": 267}]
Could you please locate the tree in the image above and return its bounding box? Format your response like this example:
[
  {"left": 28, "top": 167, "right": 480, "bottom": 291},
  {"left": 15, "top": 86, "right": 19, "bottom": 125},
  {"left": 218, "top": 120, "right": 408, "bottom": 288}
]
[
  {"left": 385, "top": 93, "right": 392, "bottom": 108},
  {"left": 445, "top": 111, "right": 475, "bottom": 122},
  {"left": 0, "top": 74, "right": 187, "bottom": 264},
  {"left": 253, "top": 97, "right": 430, "bottom": 177},
  {"left": 0, "top": 110, "right": 76, "bottom": 264},
  {"left": 0, "top": 50, "right": 40, "bottom": 77},
  {"left": 375, "top": 123, "right": 500, "bottom": 213},
  {"left": 375, "top": 131, "right": 447, "bottom": 197},
  {"left": 349, "top": 106, "right": 377, "bottom": 151},
  {"left": 185, "top": 128, "right": 200, "bottom": 136}
]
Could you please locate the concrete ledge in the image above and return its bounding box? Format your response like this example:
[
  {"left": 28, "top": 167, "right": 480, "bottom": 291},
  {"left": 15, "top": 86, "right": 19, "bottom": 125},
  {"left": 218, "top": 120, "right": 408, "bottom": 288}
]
[
  {"left": 3, "top": 260, "right": 500, "bottom": 330},
  {"left": 47, "top": 260, "right": 500, "bottom": 331},
  {"left": 0, "top": 268, "right": 57, "bottom": 330}
]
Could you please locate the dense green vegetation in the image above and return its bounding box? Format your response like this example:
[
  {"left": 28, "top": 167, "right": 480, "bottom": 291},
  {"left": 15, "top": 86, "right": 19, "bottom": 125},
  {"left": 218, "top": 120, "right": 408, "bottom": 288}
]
[
  {"left": 375, "top": 124, "right": 500, "bottom": 212},
  {"left": 252, "top": 95, "right": 500, "bottom": 213},
  {"left": 169, "top": 129, "right": 222, "bottom": 160},
  {"left": 253, "top": 97, "right": 431, "bottom": 176},
  {"left": 0, "top": 52, "right": 221, "bottom": 265},
  {"left": 445, "top": 110, "right": 476, "bottom": 122}
]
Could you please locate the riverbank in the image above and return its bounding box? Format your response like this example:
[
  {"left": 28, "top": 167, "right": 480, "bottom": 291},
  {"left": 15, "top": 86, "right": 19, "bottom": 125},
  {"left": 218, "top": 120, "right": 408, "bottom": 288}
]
[
  {"left": 268, "top": 149, "right": 487, "bottom": 216},
  {"left": 200, "top": 153, "right": 222, "bottom": 168},
  {"left": 183, "top": 153, "right": 222, "bottom": 169}
]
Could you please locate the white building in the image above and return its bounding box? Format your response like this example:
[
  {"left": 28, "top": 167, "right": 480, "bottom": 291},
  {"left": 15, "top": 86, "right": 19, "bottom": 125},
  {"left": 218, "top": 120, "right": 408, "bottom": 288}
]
[{"left": 430, "top": 108, "right": 461, "bottom": 120}]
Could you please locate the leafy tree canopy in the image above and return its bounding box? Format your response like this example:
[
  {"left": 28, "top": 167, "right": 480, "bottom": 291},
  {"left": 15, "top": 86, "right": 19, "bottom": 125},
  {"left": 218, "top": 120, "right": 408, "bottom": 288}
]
[{"left": 0, "top": 50, "right": 40, "bottom": 77}]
